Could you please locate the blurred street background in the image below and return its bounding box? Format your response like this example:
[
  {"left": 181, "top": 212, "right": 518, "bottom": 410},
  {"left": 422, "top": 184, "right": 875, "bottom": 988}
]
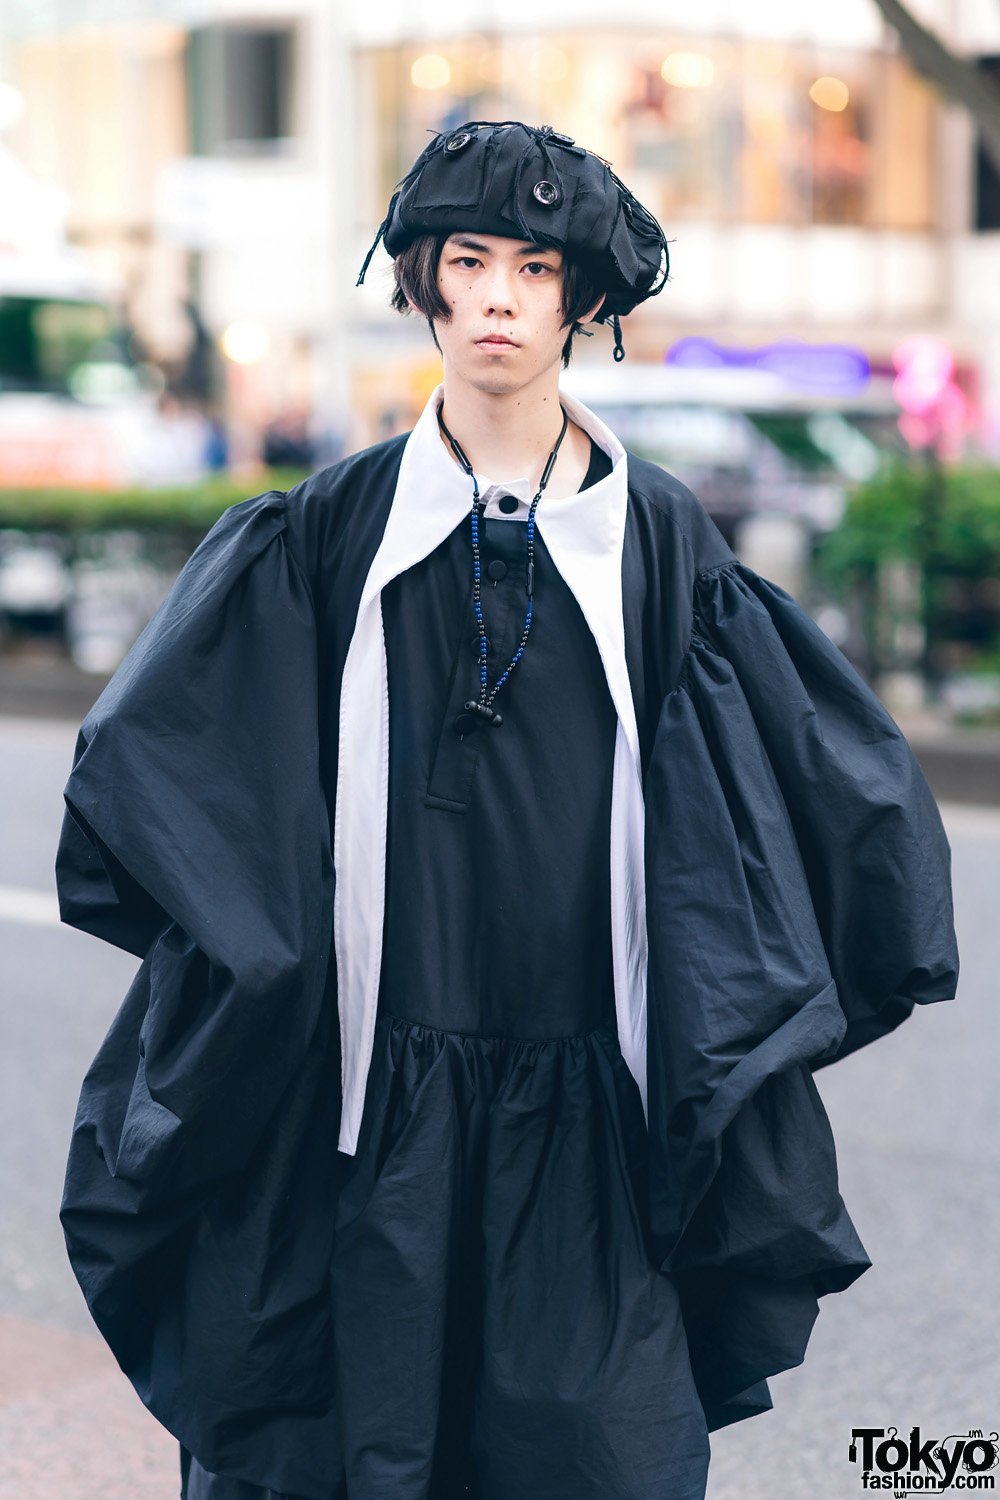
[
  {"left": 2, "top": 0, "right": 1000, "bottom": 730},
  {"left": 0, "top": 0, "right": 998, "bottom": 1496}
]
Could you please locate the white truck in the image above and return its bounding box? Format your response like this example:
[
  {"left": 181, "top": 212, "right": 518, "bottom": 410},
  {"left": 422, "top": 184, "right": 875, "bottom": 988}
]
[{"left": 0, "top": 252, "right": 209, "bottom": 489}]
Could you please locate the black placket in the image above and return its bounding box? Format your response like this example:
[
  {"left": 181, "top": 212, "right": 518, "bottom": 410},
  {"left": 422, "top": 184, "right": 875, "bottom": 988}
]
[{"left": 425, "top": 511, "right": 526, "bottom": 812}]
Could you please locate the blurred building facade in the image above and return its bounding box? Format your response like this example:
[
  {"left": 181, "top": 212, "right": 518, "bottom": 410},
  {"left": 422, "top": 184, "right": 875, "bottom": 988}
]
[{"left": 1, "top": 0, "right": 999, "bottom": 457}]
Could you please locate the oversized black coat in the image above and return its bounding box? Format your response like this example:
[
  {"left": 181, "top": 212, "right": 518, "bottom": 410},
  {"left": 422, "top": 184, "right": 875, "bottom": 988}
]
[{"left": 55, "top": 423, "right": 959, "bottom": 1497}]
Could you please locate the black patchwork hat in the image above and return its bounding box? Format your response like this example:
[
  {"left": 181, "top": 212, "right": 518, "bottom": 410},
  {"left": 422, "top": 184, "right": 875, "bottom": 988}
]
[{"left": 356, "top": 119, "right": 671, "bottom": 361}]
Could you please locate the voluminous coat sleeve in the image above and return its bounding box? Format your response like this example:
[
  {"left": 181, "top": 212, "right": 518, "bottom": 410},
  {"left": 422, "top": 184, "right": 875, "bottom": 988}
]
[
  {"left": 642, "top": 556, "right": 959, "bottom": 1431},
  {"left": 55, "top": 492, "right": 338, "bottom": 1473}
]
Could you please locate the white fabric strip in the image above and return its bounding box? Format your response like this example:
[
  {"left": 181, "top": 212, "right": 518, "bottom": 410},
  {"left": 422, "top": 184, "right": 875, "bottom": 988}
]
[{"left": 334, "top": 383, "right": 647, "bottom": 1154}]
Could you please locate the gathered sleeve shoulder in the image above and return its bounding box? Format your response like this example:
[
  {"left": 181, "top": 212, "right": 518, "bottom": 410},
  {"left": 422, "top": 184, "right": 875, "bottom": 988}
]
[
  {"left": 58, "top": 491, "right": 309, "bottom": 948},
  {"left": 55, "top": 488, "right": 335, "bottom": 1202},
  {"left": 683, "top": 557, "right": 959, "bottom": 1063}
]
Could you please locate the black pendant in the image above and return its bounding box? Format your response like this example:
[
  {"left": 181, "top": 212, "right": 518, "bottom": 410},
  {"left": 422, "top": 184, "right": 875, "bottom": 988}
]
[
  {"left": 454, "top": 700, "right": 503, "bottom": 737},
  {"left": 464, "top": 699, "right": 503, "bottom": 727}
]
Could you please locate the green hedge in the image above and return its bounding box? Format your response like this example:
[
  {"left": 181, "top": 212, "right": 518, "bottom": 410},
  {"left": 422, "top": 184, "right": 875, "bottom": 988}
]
[
  {"left": 0, "top": 469, "right": 311, "bottom": 535},
  {"left": 6, "top": 457, "right": 1000, "bottom": 583}
]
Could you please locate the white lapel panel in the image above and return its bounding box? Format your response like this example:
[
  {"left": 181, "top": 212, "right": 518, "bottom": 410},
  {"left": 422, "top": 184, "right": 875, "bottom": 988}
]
[{"left": 533, "top": 391, "right": 648, "bottom": 1116}]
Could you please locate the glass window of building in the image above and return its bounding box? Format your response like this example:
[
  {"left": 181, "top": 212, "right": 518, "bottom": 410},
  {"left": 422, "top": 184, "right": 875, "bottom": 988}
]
[
  {"left": 806, "top": 49, "right": 876, "bottom": 227},
  {"left": 871, "top": 53, "right": 936, "bottom": 230},
  {"left": 739, "top": 41, "right": 810, "bottom": 224},
  {"left": 187, "top": 23, "right": 297, "bottom": 155},
  {"left": 973, "top": 55, "right": 1000, "bottom": 231},
  {"left": 359, "top": 31, "right": 937, "bottom": 236}
]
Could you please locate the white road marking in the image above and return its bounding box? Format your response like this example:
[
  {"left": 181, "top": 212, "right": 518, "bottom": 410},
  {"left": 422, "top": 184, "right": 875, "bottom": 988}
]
[
  {"left": 0, "top": 714, "right": 79, "bottom": 741},
  {"left": 0, "top": 884, "right": 62, "bottom": 928},
  {"left": 937, "top": 801, "right": 1000, "bottom": 837}
]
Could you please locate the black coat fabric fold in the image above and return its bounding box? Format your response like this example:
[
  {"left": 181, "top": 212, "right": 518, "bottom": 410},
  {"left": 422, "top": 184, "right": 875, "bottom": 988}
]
[
  {"left": 641, "top": 552, "right": 959, "bottom": 1428},
  {"left": 55, "top": 446, "right": 959, "bottom": 1495}
]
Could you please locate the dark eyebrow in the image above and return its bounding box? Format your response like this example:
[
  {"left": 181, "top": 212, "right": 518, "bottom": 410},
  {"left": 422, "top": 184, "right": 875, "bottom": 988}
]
[{"left": 447, "top": 236, "right": 560, "bottom": 258}]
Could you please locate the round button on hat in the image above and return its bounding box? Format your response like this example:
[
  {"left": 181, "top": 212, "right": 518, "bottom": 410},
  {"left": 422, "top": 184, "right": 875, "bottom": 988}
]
[{"left": 532, "top": 179, "right": 560, "bottom": 206}]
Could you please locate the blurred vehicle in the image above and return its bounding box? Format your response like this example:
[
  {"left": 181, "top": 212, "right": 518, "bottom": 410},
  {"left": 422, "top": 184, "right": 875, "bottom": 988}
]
[
  {"left": 0, "top": 263, "right": 215, "bottom": 488},
  {"left": 0, "top": 529, "right": 70, "bottom": 640},
  {"left": 560, "top": 359, "right": 909, "bottom": 543},
  {"left": 0, "top": 145, "right": 212, "bottom": 488}
]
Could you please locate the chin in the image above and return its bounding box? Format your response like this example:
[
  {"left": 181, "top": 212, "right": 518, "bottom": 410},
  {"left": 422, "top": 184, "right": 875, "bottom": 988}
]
[
  {"left": 474, "top": 372, "right": 524, "bottom": 395},
  {"left": 447, "top": 356, "right": 547, "bottom": 397}
]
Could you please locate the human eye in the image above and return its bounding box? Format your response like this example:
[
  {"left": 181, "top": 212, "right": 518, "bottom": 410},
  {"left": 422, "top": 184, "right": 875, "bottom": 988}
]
[
  {"left": 453, "top": 255, "right": 481, "bottom": 269},
  {"left": 524, "top": 261, "right": 556, "bottom": 276}
]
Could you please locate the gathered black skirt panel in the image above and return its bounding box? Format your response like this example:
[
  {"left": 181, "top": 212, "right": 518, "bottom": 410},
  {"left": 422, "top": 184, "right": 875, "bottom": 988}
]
[{"left": 181, "top": 1009, "right": 710, "bottom": 1500}]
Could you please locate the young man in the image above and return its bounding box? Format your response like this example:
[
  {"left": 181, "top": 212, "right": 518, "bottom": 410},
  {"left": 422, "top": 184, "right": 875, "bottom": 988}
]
[{"left": 56, "top": 121, "right": 958, "bottom": 1500}]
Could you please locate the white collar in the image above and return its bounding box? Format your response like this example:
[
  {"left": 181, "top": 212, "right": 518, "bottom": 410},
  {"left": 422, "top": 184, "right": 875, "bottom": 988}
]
[{"left": 335, "top": 381, "right": 647, "bottom": 1154}]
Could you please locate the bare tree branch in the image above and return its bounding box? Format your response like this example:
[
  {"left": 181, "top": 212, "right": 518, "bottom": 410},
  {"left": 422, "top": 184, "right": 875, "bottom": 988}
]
[{"left": 869, "top": 0, "right": 1000, "bottom": 178}]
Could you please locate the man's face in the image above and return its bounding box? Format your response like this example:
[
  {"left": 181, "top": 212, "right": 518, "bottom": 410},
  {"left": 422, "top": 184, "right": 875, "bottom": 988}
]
[{"left": 419, "top": 231, "right": 604, "bottom": 395}]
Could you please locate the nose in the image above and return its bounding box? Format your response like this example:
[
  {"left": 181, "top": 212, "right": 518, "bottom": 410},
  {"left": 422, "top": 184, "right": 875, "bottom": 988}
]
[{"left": 480, "top": 265, "right": 518, "bottom": 318}]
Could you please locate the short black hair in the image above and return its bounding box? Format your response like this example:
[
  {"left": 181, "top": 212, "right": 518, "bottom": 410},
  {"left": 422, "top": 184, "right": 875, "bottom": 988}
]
[{"left": 390, "top": 232, "right": 605, "bottom": 368}]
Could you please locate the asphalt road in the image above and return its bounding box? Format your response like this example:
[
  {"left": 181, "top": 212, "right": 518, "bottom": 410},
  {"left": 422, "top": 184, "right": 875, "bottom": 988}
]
[{"left": 0, "top": 714, "right": 996, "bottom": 1500}]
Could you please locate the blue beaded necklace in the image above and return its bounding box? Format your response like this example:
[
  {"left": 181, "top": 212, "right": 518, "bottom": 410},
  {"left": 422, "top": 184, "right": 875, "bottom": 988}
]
[{"left": 436, "top": 401, "right": 570, "bottom": 737}]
